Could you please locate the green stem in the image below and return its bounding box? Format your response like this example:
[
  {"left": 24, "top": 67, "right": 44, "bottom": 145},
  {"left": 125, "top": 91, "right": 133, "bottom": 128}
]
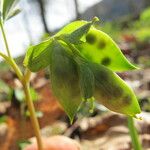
[
  {"left": 0, "top": 20, "right": 11, "bottom": 57},
  {"left": 24, "top": 68, "right": 32, "bottom": 82},
  {"left": 0, "top": 52, "right": 23, "bottom": 81},
  {"left": 127, "top": 116, "right": 142, "bottom": 150},
  {"left": 0, "top": 20, "right": 43, "bottom": 150},
  {"left": 23, "top": 80, "right": 43, "bottom": 150}
]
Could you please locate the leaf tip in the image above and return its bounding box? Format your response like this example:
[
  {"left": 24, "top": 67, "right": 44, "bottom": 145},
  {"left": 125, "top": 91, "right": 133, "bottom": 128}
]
[
  {"left": 133, "top": 114, "right": 142, "bottom": 120},
  {"left": 69, "top": 116, "right": 74, "bottom": 125},
  {"left": 92, "top": 16, "right": 99, "bottom": 23},
  {"left": 130, "top": 63, "right": 140, "bottom": 70}
]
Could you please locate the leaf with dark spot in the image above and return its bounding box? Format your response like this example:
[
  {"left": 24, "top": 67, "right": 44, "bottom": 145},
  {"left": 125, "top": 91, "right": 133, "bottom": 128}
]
[
  {"left": 101, "top": 57, "right": 111, "bottom": 66},
  {"left": 97, "top": 40, "right": 106, "bottom": 49},
  {"left": 89, "top": 62, "right": 141, "bottom": 117},
  {"left": 86, "top": 33, "right": 96, "bottom": 44},
  {"left": 55, "top": 20, "right": 138, "bottom": 72}
]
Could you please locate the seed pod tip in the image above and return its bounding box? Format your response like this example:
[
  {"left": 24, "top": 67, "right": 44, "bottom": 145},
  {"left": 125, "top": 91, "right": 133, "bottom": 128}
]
[{"left": 133, "top": 114, "right": 142, "bottom": 120}]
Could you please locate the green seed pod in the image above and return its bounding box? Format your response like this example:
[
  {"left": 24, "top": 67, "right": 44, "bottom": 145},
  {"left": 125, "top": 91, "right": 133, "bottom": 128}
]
[
  {"left": 89, "top": 62, "right": 141, "bottom": 117},
  {"left": 49, "top": 40, "right": 82, "bottom": 122}
]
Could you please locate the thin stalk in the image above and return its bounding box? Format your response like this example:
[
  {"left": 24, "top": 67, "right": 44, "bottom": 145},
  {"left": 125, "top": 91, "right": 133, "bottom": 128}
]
[
  {"left": 127, "top": 116, "right": 142, "bottom": 150},
  {"left": 9, "top": 58, "right": 23, "bottom": 81},
  {"left": 24, "top": 68, "right": 32, "bottom": 82},
  {"left": 0, "top": 20, "right": 43, "bottom": 150},
  {"left": 0, "top": 52, "right": 23, "bottom": 81},
  {"left": 23, "top": 81, "right": 43, "bottom": 150},
  {"left": 0, "top": 21, "right": 11, "bottom": 57}
]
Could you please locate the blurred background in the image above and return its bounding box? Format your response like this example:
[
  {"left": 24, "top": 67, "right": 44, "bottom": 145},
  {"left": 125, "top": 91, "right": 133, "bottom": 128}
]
[{"left": 0, "top": 0, "right": 150, "bottom": 149}]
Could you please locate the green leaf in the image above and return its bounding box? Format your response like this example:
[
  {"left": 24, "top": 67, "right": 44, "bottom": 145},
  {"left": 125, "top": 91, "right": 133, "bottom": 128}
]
[
  {"left": 14, "top": 88, "right": 24, "bottom": 102},
  {"left": 56, "top": 20, "right": 137, "bottom": 72},
  {"left": 24, "top": 39, "right": 52, "bottom": 72},
  {"left": 55, "top": 21, "right": 86, "bottom": 37},
  {"left": 49, "top": 40, "right": 82, "bottom": 122},
  {"left": 0, "top": 115, "right": 7, "bottom": 124},
  {"left": 25, "top": 110, "right": 43, "bottom": 118},
  {"left": 77, "top": 61, "right": 95, "bottom": 99},
  {"left": 18, "top": 140, "right": 31, "bottom": 150},
  {"left": 89, "top": 62, "right": 141, "bottom": 117},
  {"left": 0, "top": 79, "right": 12, "bottom": 101},
  {"left": 1, "top": 0, "right": 20, "bottom": 21},
  {"left": 72, "top": 50, "right": 95, "bottom": 100},
  {"left": 77, "top": 29, "right": 137, "bottom": 72},
  {"left": 6, "top": 8, "right": 21, "bottom": 20},
  {"left": 14, "top": 88, "right": 38, "bottom": 103},
  {"left": 29, "top": 88, "right": 38, "bottom": 102},
  {"left": 58, "top": 17, "right": 99, "bottom": 44},
  {"left": 0, "top": 79, "right": 10, "bottom": 93}
]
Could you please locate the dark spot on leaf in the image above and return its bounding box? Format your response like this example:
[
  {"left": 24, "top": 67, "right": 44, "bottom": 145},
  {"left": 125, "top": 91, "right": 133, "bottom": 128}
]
[
  {"left": 123, "top": 95, "right": 131, "bottom": 105},
  {"left": 101, "top": 57, "right": 111, "bottom": 66},
  {"left": 86, "top": 33, "right": 96, "bottom": 44},
  {"left": 97, "top": 40, "right": 106, "bottom": 49},
  {"left": 112, "top": 86, "right": 123, "bottom": 98}
]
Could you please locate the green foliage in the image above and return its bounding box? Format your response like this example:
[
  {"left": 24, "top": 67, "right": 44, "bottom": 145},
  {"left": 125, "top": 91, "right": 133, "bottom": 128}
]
[
  {"left": 49, "top": 41, "right": 82, "bottom": 122},
  {"left": 14, "top": 87, "right": 38, "bottom": 103},
  {"left": 0, "top": 79, "right": 10, "bottom": 94},
  {"left": 56, "top": 20, "right": 137, "bottom": 72},
  {"left": 24, "top": 18, "right": 141, "bottom": 122},
  {"left": 0, "top": 3, "right": 43, "bottom": 148},
  {"left": 90, "top": 62, "right": 140, "bottom": 116},
  {"left": 6, "top": 8, "right": 21, "bottom": 20},
  {"left": 140, "top": 7, "right": 150, "bottom": 25},
  {"left": 24, "top": 40, "right": 52, "bottom": 72},
  {"left": 14, "top": 88, "right": 24, "bottom": 102},
  {"left": 76, "top": 58, "right": 95, "bottom": 100},
  {"left": 0, "top": 0, "right": 21, "bottom": 21},
  {"left": 129, "top": 7, "right": 150, "bottom": 42},
  {"left": 65, "top": 44, "right": 95, "bottom": 100},
  {"left": 0, "top": 79, "right": 12, "bottom": 101},
  {"left": 135, "top": 27, "right": 150, "bottom": 42},
  {"left": 18, "top": 140, "right": 31, "bottom": 150},
  {"left": 0, "top": 115, "right": 7, "bottom": 124},
  {"left": 59, "top": 17, "right": 99, "bottom": 44},
  {"left": 137, "top": 8, "right": 150, "bottom": 27},
  {"left": 25, "top": 110, "right": 43, "bottom": 118},
  {"left": 0, "top": 61, "right": 10, "bottom": 71},
  {"left": 78, "top": 29, "right": 137, "bottom": 71}
]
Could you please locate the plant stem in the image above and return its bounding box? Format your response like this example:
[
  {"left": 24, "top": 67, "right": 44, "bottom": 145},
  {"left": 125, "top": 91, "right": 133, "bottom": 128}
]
[
  {"left": 0, "top": 21, "right": 11, "bottom": 57},
  {"left": 127, "top": 116, "right": 142, "bottom": 150},
  {"left": 10, "top": 58, "right": 23, "bottom": 81},
  {"left": 23, "top": 81, "right": 43, "bottom": 150},
  {"left": 0, "top": 52, "right": 23, "bottom": 81},
  {"left": 24, "top": 68, "right": 32, "bottom": 82},
  {"left": 0, "top": 20, "right": 43, "bottom": 150}
]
